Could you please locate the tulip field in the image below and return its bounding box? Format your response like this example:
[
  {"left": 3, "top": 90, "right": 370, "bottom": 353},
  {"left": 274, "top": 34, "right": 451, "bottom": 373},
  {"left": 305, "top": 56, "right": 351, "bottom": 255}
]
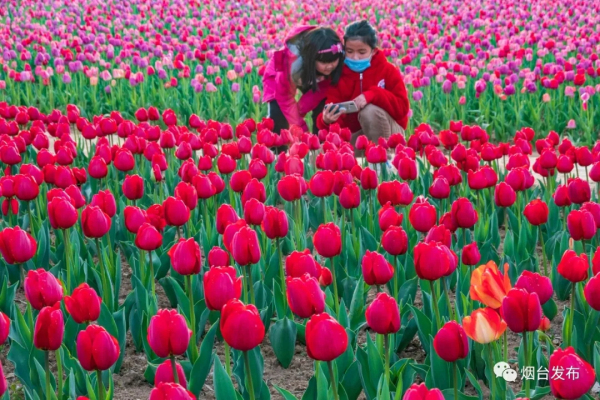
[{"left": 4, "top": 0, "right": 600, "bottom": 399}]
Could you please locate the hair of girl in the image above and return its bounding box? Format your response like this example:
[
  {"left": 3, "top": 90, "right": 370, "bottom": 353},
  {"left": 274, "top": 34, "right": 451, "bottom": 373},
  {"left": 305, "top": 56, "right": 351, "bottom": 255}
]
[
  {"left": 299, "top": 27, "right": 344, "bottom": 93},
  {"left": 344, "top": 20, "right": 378, "bottom": 49}
]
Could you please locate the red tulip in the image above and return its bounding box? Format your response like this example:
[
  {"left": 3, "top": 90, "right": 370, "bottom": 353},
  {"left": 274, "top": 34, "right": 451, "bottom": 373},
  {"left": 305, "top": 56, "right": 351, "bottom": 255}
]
[
  {"left": 149, "top": 382, "right": 195, "bottom": 400},
  {"left": 277, "top": 174, "right": 305, "bottom": 202},
  {"left": 549, "top": 347, "right": 596, "bottom": 399},
  {"left": 34, "top": 303, "right": 64, "bottom": 351},
  {"left": 77, "top": 324, "right": 120, "bottom": 371},
  {"left": 494, "top": 182, "right": 516, "bottom": 207},
  {"left": 168, "top": 238, "right": 201, "bottom": 276},
  {"left": 381, "top": 226, "right": 408, "bottom": 256},
  {"left": 521, "top": 199, "right": 549, "bottom": 226},
  {"left": 208, "top": 246, "right": 230, "bottom": 267},
  {"left": 114, "top": 148, "right": 135, "bottom": 172},
  {"left": 409, "top": 196, "right": 437, "bottom": 233},
  {"left": 362, "top": 250, "right": 394, "bottom": 286},
  {"left": 0, "top": 226, "right": 37, "bottom": 264},
  {"left": 155, "top": 359, "right": 187, "bottom": 389},
  {"left": 584, "top": 273, "right": 600, "bottom": 311},
  {"left": 286, "top": 274, "right": 325, "bottom": 319},
  {"left": 433, "top": 321, "right": 469, "bottom": 362},
  {"left": 216, "top": 204, "right": 239, "bottom": 235},
  {"left": 146, "top": 204, "right": 167, "bottom": 231},
  {"left": 365, "top": 292, "right": 400, "bottom": 334},
  {"left": 124, "top": 206, "right": 147, "bottom": 234},
  {"left": 135, "top": 223, "right": 163, "bottom": 251},
  {"left": 414, "top": 241, "right": 457, "bottom": 281},
  {"left": 241, "top": 178, "right": 266, "bottom": 205},
  {"left": 223, "top": 219, "right": 247, "bottom": 253},
  {"left": 230, "top": 170, "right": 252, "bottom": 193},
  {"left": 122, "top": 174, "right": 144, "bottom": 201},
  {"left": 286, "top": 249, "right": 321, "bottom": 279},
  {"left": 174, "top": 182, "right": 198, "bottom": 211},
  {"left": 567, "top": 209, "right": 596, "bottom": 241},
  {"left": 360, "top": 167, "right": 378, "bottom": 190},
  {"left": 163, "top": 196, "right": 190, "bottom": 227},
  {"left": 377, "top": 180, "right": 413, "bottom": 207},
  {"left": 305, "top": 313, "right": 348, "bottom": 361},
  {"left": 378, "top": 202, "right": 403, "bottom": 231},
  {"left": 403, "top": 383, "right": 444, "bottom": 400},
  {"left": 217, "top": 154, "right": 237, "bottom": 175},
  {"left": 553, "top": 185, "right": 572, "bottom": 207},
  {"left": 47, "top": 196, "right": 78, "bottom": 229},
  {"left": 24, "top": 269, "right": 63, "bottom": 310},
  {"left": 462, "top": 242, "right": 481, "bottom": 266},
  {"left": 88, "top": 156, "right": 108, "bottom": 179},
  {"left": 501, "top": 288, "right": 542, "bottom": 333},
  {"left": 192, "top": 174, "right": 216, "bottom": 199},
  {"left": 567, "top": 177, "right": 591, "bottom": 204},
  {"left": 148, "top": 309, "right": 192, "bottom": 358},
  {"left": 450, "top": 197, "right": 478, "bottom": 228},
  {"left": 429, "top": 176, "right": 450, "bottom": 199},
  {"left": 514, "top": 271, "right": 553, "bottom": 305},
  {"left": 220, "top": 299, "right": 265, "bottom": 351},
  {"left": 231, "top": 226, "right": 261, "bottom": 266},
  {"left": 262, "top": 206, "right": 288, "bottom": 239},
  {"left": 64, "top": 283, "right": 101, "bottom": 324},
  {"left": 313, "top": 223, "right": 342, "bottom": 258},
  {"left": 0, "top": 311, "right": 9, "bottom": 345},
  {"left": 244, "top": 198, "right": 265, "bottom": 226},
  {"left": 204, "top": 266, "right": 242, "bottom": 311},
  {"left": 13, "top": 174, "right": 39, "bottom": 201},
  {"left": 90, "top": 190, "right": 116, "bottom": 218},
  {"left": 557, "top": 250, "right": 589, "bottom": 283}
]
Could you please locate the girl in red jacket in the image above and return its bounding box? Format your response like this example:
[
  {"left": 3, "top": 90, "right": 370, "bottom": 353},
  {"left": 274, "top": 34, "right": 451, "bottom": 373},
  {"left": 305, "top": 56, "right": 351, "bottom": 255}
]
[{"left": 317, "top": 20, "right": 410, "bottom": 147}]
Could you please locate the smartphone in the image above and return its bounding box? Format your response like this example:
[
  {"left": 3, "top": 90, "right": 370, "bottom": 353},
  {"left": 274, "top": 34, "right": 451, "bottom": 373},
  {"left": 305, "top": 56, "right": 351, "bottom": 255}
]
[{"left": 328, "top": 101, "right": 359, "bottom": 114}]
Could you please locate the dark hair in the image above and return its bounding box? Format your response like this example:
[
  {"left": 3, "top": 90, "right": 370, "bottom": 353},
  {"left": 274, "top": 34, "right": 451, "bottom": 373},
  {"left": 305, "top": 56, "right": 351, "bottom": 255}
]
[
  {"left": 344, "top": 20, "right": 378, "bottom": 49},
  {"left": 299, "top": 27, "right": 344, "bottom": 93}
]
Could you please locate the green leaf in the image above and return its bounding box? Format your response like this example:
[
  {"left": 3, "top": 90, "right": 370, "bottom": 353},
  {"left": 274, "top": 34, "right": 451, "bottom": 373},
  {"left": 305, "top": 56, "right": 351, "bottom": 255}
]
[
  {"left": 348, "top": 278, "right": 366, "bottom": 331},
  {"left": 409, "top": 304, "right": 433, "bottom": 352},
  {"left": 269, "top": 317, "right": 297, "bottom": 368},
  {"left": 464, "top": 369, "right": 483, "bottom": 400},
  {"left": 189, "top": 319, "right": 219, "bottom": 396},
  {"left": 213, "top": 357, "right": 238, "bottom": 400},
  {"left": 274, "top": 385, "right": 299, "bottom": 400},
  {"left": 541, "top": 298, "right": 558, "bottom": 321}
]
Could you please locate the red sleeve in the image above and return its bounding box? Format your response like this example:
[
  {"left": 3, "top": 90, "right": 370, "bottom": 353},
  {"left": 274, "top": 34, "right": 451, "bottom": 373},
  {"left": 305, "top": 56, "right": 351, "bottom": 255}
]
[
  {"left": 315, "top": 82, "right": 347, "bottom": 130},
  {"left": 362, "top": 66, "right": 410, "bottom": 122}
]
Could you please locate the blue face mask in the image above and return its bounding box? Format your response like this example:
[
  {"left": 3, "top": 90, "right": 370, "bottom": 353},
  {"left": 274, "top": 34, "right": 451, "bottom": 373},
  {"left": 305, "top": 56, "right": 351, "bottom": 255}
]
[{"left": 344, "top": 56, "right": 372, "bottom": 73}]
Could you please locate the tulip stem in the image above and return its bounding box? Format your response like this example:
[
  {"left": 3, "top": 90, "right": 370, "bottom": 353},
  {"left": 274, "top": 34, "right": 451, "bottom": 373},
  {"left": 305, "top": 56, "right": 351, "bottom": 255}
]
[
  {"left": 538, "top": 225, "right": 548, "bottom": 277},
  {"left": 443, "top": 278, "right": 456, "bottom": 322},
  {"left": 277, "top": 238, "right": 287, "bottom": 315},
  {"left": 243, "top": 351, "right": 256, "bottom": 400},
  {"left": 224, "top": 342, "right": 231, "bottom": 376},
  {"left": 453, "top": 362, "right": 459, "bottom": 400},
  {"left": 203, "top": 199, "right": 211, "bottom": 241},
  {"left": 503, "top": 331, "right": 508, "bottom": 361},
  {"left": 393, "top": 256, "right": 399, "bottom": 300},
  {"left": 95, "top": 238, "right": 111, "bottom": 311},
  {"left": 149, "top": 250, "right": 155, "bottom": 297},
  {"left": 487, "top": 344, "right": 496, "bottom": 400},
  {"left": 170, "top": 354, "right": 179, "bottom": 384},
  {"left": 429, "top": 280, "right": 442, "bottom": 330},
  {"left": 327, "top": 360, "right": 339, "bottom": 400},
  {"left": 96, "top": 370, "right": 105, "bottom": 400},
  {"left": 322, "top": 197, "right": 327, "bottom": 224},
  {"left": 186, "top": 275, "right": 198, "bottom": 363},
  {"left": 248, "top": 264, "right": 256, "bottom": 305},
  {"left": 567, "top": 281, "right": 576, "bottom": 347},
  {"left": 45, "top": 351, "right": 51, "bottom": 400},
  {"left": 56, "top": 349, "right": 63, "bottom": 399},
  {"left": 330, "top": 257, "right": 340, "bottom": 315},
  {"left": 523, "top": 332, "right": 530, "bottom": 397},
  {"left": 63, "top": 229, "right": 71, "bottom": 293},
  {"left": 383, "top": 334, "right": 390, "bottom": 383},
  {"left": 139, "top": 247, "right": 146, "bottom": 284}
]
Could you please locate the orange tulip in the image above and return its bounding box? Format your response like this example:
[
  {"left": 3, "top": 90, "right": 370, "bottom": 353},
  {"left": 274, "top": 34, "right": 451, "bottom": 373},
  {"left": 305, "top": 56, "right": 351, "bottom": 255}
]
[
  {"left": 470, "top": 261, "right": 511, "bottom": 309},
  {"left": 462, "top": 308, "right": 507, "bottom": 344}
]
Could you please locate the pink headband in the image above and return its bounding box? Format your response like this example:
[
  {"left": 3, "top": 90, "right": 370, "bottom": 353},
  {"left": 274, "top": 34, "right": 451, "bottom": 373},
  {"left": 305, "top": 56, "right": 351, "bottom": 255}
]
[{"left": 318, "top": 43, "right": 343, "bottom": 54}]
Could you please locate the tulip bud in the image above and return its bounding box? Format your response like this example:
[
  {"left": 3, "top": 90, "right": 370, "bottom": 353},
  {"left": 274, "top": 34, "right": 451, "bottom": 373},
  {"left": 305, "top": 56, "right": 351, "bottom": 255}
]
[
  {"left": 523, "top": 199, "right": 549, "bottom": 226},
  {"left": 148, "top": 309, "right": 192, "bottom": 358},
  {"left": 122, "top": 174, "right": 144, "bottom": 201},
  {"left": 204, "top": 266, "right": 242, "bottom": 311},
  {"left": 286, "top": 274, "right": 325, "bottom": 319},
  {"left": 262, "top": 206, "right": 288, "bottom": 239},
  {"left": 77, "top": 324, "right": 120, "bottom": 371},
  {"left": 24, "top": 269, "right": 63, "bottom": 310},
  {"left": 450, "top": 197, "right": 478, "bottom": 228},
  {"left": 231, "top": 226, "right": 261, "bottom": 266},
  {"left": 0, "top": 226, "right": 37, "bottom": 264},
  {"left": 313, "top": 223, "right": 342, "bottom": 258},
  {"left": 34, "top": 303, "right": 64, "bottom": 351},
  {"left": 362, "top": 250, "right": 394, "bottom": 286},
  {"left": 462, "top": 307, "right": 507, "bottom": 344},
  {"left": 168, "top": 238, "right": 201, "bottom": 276},
  {"left": 155, "top": 359, "right": 187, "bottom": 389},
  {"left": 220, "top": 299, "right": 265, "bottom": 351},
  {"left": 365, "top": 292, "right": 400, "bottom": 334},
  {"left": 64, "top": 283, "right": 101, "bottom": 324},
  {"left": 502, "top": 288, "right": 542, "bottom": 333},
  {"left": 305, "top": 313, "right": 348, "bottom": 361},
  {"left": 0, "top": 311, "right": 9, "bottom": 345},
  {"left": 515, "top": 271, "right": 553, "bottom": 305},
  {"left": 414, "top": 241, "right": 457, "bottom": 281},
  {"left": 409, "top": 196, "right": 437, "bottom": 233},
  {"left": 149, "top": 382, "right": 195, "bottom": 400},
  {"left": 381, "top": 226, "right": 408, "bottom": 256},
  {"left": 135, "top": 223, "right": 163, "bottom": 251},
  {"left": 461, "top": 242, "right": 481, "bottom": 266},
  {"left": 433, "top": 321, "right": 469, "bottom": 362},
  {"left": 549, "top": 347, "right": 596, "bottom": 399},
  {"left": 208, "top": 246, "right": 230, "bottom": 267},
  {"left": 403, "top": 383, "right": 445, "bottom": 400}
]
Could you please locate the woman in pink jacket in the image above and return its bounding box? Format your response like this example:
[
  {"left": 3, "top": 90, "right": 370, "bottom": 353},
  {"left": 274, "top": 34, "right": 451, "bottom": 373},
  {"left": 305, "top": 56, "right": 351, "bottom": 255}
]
[{"left": 262, "top": 26, "right": 344, "bottom": 140}]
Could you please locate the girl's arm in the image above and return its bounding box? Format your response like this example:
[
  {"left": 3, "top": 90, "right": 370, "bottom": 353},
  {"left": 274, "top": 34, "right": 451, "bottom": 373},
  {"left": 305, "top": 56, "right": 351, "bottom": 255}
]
[
  {"left": 274, "top": 71, "right": 308, "bottom": 131},
  {"left": 315, "top": 83, "right": 345, "bottom": 130},
  {"left": 362, "top": 66, "right": 410, "bottom": 121}
]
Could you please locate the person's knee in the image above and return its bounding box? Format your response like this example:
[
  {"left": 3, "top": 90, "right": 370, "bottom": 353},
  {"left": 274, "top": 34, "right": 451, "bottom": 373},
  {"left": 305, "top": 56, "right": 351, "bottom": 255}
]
[{"left": 358, "top": 104, "right": 386, "bottom": 124}]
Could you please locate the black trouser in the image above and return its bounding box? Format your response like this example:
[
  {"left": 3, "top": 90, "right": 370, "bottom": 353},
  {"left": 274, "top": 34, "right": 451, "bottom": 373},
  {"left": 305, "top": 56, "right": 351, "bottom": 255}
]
[{"left": 267, "top": 99, "right": 325, "bottom": 135}]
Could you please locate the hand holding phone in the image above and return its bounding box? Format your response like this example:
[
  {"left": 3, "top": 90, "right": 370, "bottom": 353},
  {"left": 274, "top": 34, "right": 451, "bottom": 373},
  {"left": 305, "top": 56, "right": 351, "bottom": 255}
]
[{"left": 323, "top": 103, "right": 343, "bottom": 124}]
